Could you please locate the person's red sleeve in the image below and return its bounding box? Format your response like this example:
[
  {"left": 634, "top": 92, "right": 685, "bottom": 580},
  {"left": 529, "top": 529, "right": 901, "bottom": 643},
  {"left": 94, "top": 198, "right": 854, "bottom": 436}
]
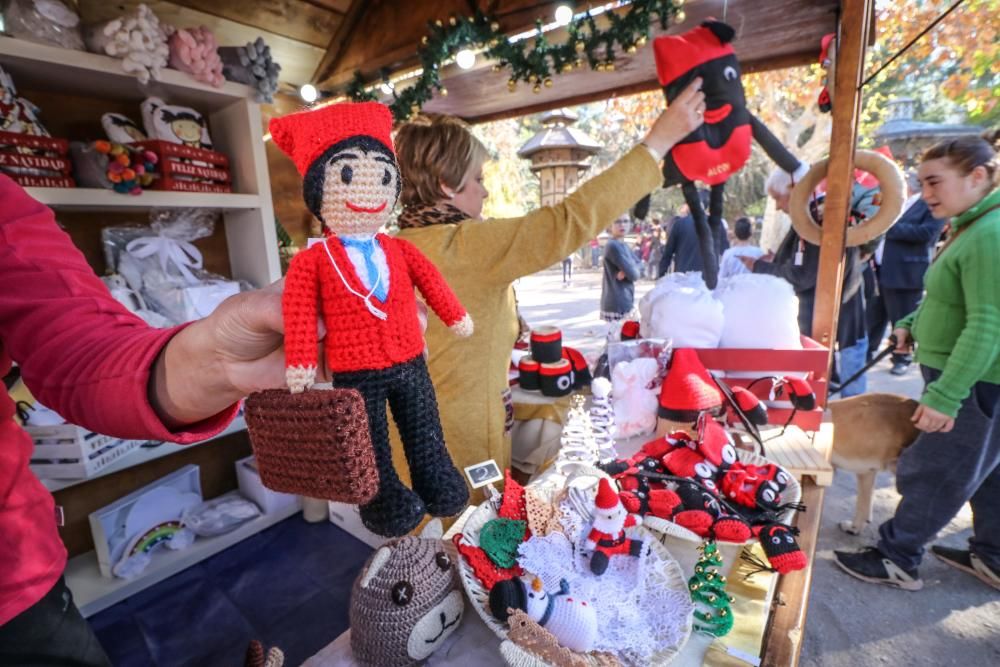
[{"left": 0, "top": 175, "right": 236, "bottom": 442}]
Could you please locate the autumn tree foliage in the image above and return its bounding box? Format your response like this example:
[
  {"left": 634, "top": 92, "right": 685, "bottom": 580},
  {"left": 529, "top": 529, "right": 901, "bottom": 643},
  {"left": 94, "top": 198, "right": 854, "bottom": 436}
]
[{"left": 474, "top": 0, "right": 996, "bottom": 229}]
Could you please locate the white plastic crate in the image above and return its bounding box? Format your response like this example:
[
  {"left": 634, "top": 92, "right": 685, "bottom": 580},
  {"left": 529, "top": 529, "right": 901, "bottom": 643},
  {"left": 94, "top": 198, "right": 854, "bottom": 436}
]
[{"left": 27, "top": 423, "right": 146, "bottom": 479}]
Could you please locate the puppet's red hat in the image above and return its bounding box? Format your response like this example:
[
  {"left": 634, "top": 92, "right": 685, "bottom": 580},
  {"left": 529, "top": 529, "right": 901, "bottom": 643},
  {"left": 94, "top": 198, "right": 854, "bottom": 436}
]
[
  {"left": 269, "top": 101, "right": 394, "bottom": 176},
  {"left": 653, "top": 21, "right": 735, "bottom": 87},
  {"left": 658, "top": 348, "right": 724, "bottom": 421}
]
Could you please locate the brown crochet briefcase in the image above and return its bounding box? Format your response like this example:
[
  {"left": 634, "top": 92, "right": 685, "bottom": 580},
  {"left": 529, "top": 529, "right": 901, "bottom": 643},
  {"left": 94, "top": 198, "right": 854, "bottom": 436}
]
[{"left": 244, "top": 387, "right": 379, "bottom": 505}]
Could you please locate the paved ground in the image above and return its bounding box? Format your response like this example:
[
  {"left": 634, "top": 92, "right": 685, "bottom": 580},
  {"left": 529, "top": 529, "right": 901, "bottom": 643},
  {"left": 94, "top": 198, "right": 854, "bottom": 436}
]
[{"left": 516, "top": 268, "right": 1000, "bottom": 667}]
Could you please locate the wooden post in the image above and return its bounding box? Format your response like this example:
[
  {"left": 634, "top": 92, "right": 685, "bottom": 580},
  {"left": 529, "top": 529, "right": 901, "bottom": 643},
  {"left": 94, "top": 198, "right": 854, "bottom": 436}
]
[{"left": 810, "top": 0, "right": 874, "bottom": 359}]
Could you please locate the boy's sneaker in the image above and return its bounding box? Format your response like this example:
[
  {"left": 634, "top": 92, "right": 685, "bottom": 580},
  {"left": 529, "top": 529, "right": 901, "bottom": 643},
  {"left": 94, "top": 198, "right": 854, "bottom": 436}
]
[
  {"left": 833, "top": 547, "right": 923, "bottom": 591},
  {"left": 931, "top": 545, "right": 1000, "bottom": 591}
]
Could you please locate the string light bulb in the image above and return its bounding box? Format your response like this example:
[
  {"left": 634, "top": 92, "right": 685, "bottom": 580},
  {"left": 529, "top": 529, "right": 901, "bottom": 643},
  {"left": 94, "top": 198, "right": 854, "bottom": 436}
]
[
  {"left": 456, "top": 49, "right": 476, "bottom": 69},
  {"left": 554, "top": 5, "right": 574, "bottom": 26},
  {"left": 299, "top": 84, "right": 318, "bottom": 103}
]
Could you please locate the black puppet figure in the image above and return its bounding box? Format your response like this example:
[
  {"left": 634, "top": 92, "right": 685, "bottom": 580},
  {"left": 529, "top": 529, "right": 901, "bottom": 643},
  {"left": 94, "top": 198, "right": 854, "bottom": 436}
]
[{"left": 639, "top": 20, "right": 808, "bottom": 288}]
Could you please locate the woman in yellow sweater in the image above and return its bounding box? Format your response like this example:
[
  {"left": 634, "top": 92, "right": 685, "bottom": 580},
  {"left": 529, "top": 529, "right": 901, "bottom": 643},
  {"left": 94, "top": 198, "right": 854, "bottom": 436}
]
[{"left": 390, "top": 80, "right": 706, "bottom": 492}]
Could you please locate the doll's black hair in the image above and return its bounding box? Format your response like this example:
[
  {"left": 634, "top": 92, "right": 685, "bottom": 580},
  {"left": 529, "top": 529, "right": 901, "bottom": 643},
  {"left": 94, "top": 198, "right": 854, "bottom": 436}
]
[
  {"left": 108, "top": 114, "right": 140, "bottom": 128},
  {"left": 303, "top": 135, "right": 401, "bottom": 223},
  {"left": 160, "top": 110, "right": 206, "bottom": 126}
]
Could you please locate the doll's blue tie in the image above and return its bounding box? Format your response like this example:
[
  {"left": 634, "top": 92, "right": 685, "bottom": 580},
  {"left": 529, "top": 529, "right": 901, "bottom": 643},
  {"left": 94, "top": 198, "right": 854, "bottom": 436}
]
[{"left": 340, "top": 236, "right": 388, "bottom": 302}]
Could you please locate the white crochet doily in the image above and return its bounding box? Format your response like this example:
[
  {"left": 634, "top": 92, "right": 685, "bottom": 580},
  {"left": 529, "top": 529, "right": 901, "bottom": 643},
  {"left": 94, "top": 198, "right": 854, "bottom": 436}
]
[{"left": 516, "top": 490, "right": 693, "bottom": 665}]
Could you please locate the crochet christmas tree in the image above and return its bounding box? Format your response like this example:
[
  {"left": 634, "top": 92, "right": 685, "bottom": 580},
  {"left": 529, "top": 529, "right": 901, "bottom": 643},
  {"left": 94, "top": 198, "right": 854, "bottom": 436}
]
[
  {"left": 589, "top": 378, "right": 619, "bottom": 464},
  {"left": 554, "top": 396, "right": 600, "bottom": 474},
  {"left": 688, "top": 541, "right": 735, "bottom": 637}
]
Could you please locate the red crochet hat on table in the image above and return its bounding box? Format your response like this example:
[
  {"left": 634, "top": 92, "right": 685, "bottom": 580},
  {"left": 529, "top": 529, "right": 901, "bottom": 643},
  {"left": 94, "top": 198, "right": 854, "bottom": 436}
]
[
  {"left": 268, "top": 101, "right": 394, "bottom": 176},
  {"left": 658, "top": 348, "right": 724, "bottom": 422},
  {"left": 653, "top": 21, "right": 735, "bottom": 86}
]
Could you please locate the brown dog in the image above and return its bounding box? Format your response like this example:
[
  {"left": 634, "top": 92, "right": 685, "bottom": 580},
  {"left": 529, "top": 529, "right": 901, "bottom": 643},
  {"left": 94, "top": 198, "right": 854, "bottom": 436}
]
[{"left": 828, "top": 393, "right": 921, "bottom": 534}]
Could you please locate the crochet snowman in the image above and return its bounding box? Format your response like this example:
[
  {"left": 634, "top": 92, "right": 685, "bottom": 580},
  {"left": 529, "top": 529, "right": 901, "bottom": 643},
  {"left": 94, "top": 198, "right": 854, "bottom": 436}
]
[
  {"left": 585, "top": 478, "right": 644, "bottom": 575},
  {"left": 489, "top": 576, "right": 598, "bottom": 653},
  {"left": 267, "top": 101, "right": 473, "bottom": 537}
]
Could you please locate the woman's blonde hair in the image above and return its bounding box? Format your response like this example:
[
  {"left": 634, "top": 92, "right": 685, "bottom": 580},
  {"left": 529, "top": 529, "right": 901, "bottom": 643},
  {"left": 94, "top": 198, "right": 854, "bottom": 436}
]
[{"left": 394, "top": 113, "right": 490, "bottom": 207}]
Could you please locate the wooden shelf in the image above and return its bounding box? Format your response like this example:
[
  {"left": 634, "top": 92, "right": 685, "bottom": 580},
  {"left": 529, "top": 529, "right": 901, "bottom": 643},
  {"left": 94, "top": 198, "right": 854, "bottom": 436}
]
[
  {"left": 42, "top": 417, "right": 248, "bottom": 493},
  {"left": 66, "top": 496, "right": 301, "bottom": 618},
  {"left": 26, "top": 187, "right": 263, "bottom": 211},
  {"left": 0, "top": 36, "right": 252, "bottom": 111}
]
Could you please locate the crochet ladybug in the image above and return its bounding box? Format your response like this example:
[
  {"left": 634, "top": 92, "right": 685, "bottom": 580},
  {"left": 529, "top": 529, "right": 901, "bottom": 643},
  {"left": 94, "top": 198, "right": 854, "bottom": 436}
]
[
  {"left": 265, "top": 102, "right": 473, "bottom": 537},
  {"left": 637, "top": 20, "right": 808, "bottom": 289},
  {"left": 757, "top": 523, "right": 807, "bottom": 574}
]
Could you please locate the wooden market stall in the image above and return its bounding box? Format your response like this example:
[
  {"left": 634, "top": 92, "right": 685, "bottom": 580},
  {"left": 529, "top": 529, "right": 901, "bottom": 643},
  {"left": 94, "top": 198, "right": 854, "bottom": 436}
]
[
  {"left": 294, "top": 1, "right": 878, "bottom": 665},
  {"left": 0, "top": 0, "right": 884, "bottom": 664}
]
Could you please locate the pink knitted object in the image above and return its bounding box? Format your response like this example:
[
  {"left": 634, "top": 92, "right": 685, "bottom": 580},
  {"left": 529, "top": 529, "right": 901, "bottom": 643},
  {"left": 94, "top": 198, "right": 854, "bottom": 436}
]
[{"left": 168, "top": 26, "right": 224, "bottom": 87}]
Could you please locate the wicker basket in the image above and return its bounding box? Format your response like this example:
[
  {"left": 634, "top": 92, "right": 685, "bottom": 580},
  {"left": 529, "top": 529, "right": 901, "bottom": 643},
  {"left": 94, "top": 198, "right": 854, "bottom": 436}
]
[{"left": 455, "top": 468, "right": 694, "bottom": 666}]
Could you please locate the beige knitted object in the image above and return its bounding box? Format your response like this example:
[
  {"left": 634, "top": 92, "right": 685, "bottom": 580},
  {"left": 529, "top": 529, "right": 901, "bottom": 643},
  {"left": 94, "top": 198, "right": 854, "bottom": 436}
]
[
  {"left": 503, "top": 610, "right": 622, "bottom": 667},
  {"left": 525, "top": 487, "right": 557, "bottom": 537}
]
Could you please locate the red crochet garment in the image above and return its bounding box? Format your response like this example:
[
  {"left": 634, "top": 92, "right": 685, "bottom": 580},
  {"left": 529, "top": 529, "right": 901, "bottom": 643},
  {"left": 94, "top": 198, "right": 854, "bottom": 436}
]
[{"left": 283, "top": 233, "right": 466, "bottom": 373}]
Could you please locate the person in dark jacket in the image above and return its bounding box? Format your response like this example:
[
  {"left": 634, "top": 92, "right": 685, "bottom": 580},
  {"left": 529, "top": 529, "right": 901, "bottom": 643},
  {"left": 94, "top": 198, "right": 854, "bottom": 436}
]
[
  {"left": 601, "top": 215, "right": 643, "bottom": 320},
  {"left": 658, "top": 193, "right": 728, "bottom": 277},
  {"left": 743, "top": 169, "right": 877, "bottom": 397},
  {"left": 868, "top": 192, "right": 946, "bottom": 374}
]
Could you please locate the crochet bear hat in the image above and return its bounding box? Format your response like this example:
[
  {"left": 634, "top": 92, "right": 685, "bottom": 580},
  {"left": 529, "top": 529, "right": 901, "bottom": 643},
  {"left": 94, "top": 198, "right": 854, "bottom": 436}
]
[
  {"left": 268, "top": 101, "right": 394, "bottom": 176},
  {"left": 658, "top": 348, "right": 724, "bottom": 422}
]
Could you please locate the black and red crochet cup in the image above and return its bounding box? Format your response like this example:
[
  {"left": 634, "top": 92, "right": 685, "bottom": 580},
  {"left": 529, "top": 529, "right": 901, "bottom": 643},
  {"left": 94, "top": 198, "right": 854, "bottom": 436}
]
[
  {"left": 518, "top": 356, "right": 540, "bottom": 391},
  {"left": 539, "top": 359, "right": 574, "bottom": 397},
  {"left": 530, "top": 326, "right": 563, "bottom": 364}
]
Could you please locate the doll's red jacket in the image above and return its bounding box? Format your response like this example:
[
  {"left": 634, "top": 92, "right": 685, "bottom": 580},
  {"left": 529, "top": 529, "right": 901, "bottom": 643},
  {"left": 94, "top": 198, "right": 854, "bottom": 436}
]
[
  {"left": 283, "top": 234, "right": 467, "bottom": 373},
  {"left": 0, "top": 174, "right": 237, "bottom": 625}
]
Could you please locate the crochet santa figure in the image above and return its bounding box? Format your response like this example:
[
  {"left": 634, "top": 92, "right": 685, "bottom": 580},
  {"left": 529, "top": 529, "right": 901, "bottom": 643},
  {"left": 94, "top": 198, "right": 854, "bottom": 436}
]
[
  {"left": 268, "top": 101, "right": 472, "bottom": 537},
  {"left": 586, "top": 478, "right": 644, "bottom": 575}
]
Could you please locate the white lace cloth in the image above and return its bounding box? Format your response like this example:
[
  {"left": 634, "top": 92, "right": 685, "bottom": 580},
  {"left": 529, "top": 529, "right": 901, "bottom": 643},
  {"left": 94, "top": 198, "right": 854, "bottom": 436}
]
[{"left": 516, "top": 494, "right": 693, "bottom": 665}]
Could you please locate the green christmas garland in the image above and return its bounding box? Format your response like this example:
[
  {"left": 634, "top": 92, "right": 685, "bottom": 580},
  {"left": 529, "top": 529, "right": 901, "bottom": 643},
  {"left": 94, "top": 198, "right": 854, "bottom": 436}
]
[
  {"left": 346, "top": 0, "right": 685, "bottom": 121},
  {"left": 688, "top": 541, "right": 736, "bottom": 637}
]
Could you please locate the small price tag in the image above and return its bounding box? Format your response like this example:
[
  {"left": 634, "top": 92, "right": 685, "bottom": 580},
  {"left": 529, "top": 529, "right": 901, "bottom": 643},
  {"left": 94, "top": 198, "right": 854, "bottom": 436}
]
[
  {"left": 725, "top": 645, "right": 762, "bottom": 666},
  {"left": 463, "top": 459, "right": 503, "bottom": 489},
  {"left": 794, "top": 250, "right": 804, "bottom": 266}
]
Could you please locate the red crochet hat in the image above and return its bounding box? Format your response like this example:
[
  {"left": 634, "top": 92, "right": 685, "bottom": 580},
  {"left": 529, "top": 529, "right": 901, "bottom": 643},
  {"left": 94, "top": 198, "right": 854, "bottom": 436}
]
[
  {"left": 268, "top": 101, "right": 394, "bottom": 176},
  {"left": 658, "top": 348, "right": 724, "bottom": 422},
  {"left": 595, "top": 478, "right": 620, "bottom": 510},
  {"left": 653, "top": 21, "right": 735, "bottom": 87}
]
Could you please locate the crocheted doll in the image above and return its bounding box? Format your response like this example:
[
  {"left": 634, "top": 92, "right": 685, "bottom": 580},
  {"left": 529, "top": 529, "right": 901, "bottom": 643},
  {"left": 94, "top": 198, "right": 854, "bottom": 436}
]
[
  {"left": 269, "top": 101, "right": 472, "bottom": 537},
  {"left": 586, "top": 478, "right": 644, "bottom": 575},
  {"left": 350, "top": 520, "right": 464, "bottom": 666},
  {"left": 488, "top": 576, "right": 598, "bottom": 653},
  {"left": 635, "top": 20, "right": 808, "bottom": 288}
]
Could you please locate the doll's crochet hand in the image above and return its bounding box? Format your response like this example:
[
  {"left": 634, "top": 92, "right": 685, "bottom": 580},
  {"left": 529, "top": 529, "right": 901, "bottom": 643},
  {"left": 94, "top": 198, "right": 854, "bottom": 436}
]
[
  {"left": 286, "top": 365, "right": 316, "bottom": 394},
  {"left": 451, "top": 313, "right": 474, "bottom": 337}
]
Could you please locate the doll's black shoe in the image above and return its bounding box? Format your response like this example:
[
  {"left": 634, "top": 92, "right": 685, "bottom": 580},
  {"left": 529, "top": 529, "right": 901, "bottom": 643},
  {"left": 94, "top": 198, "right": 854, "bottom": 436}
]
[
  {"left": 359, "top": 481, "right": 426, "bottom": 537},
  {"left": 412, "top": 462, "right": 470, "bottom": 518}
]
